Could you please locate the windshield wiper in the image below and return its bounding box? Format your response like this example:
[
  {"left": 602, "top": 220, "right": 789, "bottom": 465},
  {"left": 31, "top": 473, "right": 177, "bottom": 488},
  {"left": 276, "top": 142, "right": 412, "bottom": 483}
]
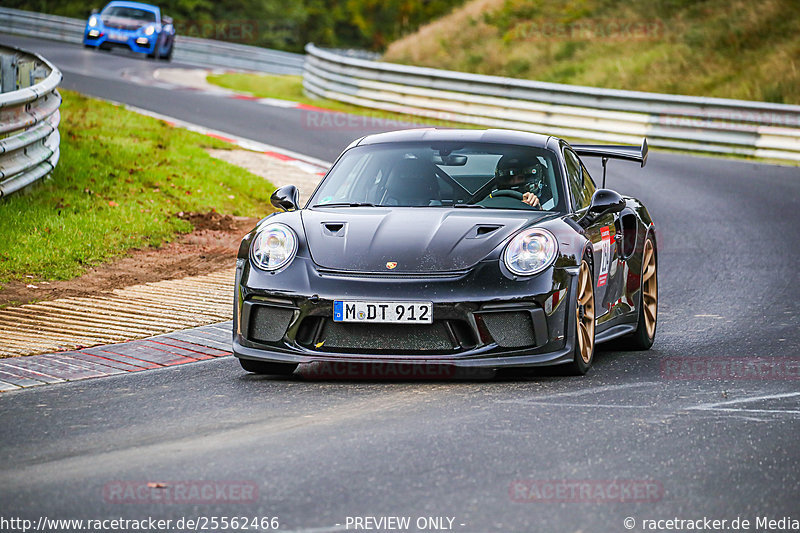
[
  {"left": 312, "top": 202, "right": 376, "bottom": 208},
  {"left": 453, "top": 203, "right": 485, "bottom": 208}
]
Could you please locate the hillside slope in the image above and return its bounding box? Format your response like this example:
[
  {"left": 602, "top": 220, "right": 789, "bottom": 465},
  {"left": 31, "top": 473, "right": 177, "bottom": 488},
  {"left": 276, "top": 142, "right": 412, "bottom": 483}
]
[{"left": 383, "top": 0, "right": 800, "bottom": 104}]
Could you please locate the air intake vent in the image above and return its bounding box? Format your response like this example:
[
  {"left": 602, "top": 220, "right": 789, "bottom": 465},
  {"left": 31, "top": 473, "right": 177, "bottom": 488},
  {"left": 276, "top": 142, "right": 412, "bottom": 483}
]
[
  {"left": 248, "top": 305, "right": 294, "bottom": 343},
  {"left": 480, "top": 311, "right": 536, "bottom": 348},
  {"left": 319, "top": 321, "right": 455, "bottom": 352}
]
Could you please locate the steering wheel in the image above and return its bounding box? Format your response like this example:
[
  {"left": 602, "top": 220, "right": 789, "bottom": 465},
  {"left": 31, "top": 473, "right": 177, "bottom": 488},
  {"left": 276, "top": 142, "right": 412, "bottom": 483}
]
[{"left": 491, "top": 189, "right": 524, "bottom": 200}]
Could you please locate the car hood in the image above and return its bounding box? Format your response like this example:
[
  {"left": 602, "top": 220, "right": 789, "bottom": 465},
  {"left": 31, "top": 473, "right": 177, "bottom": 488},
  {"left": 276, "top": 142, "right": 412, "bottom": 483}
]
[{"left": 301, "top": 207, "right": 552, "bottom": 273}]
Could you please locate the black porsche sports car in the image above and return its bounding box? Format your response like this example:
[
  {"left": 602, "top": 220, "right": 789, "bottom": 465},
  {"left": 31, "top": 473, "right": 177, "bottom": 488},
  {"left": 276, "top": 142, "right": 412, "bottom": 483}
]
[{"left": 233, "top": 129, "right": 657, "bottom": 376}]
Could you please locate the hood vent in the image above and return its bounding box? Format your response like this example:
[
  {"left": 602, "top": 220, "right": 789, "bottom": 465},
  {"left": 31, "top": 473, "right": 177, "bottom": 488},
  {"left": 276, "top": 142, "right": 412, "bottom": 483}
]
[
  {"left": 468, "top": 224, "right": 503, "bottom": 239},
  {"left": 322, "top": 222, "right": 346, "bottom": 236}
]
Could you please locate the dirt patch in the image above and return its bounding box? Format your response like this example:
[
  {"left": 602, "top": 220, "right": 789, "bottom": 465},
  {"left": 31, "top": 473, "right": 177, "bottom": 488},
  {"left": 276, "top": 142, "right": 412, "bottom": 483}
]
[
  {"left": 0, "top": 212, "right": 257, "bottom": 308},
  {"left": 177, "top": 210, "right": 240, "bottom": 232}
]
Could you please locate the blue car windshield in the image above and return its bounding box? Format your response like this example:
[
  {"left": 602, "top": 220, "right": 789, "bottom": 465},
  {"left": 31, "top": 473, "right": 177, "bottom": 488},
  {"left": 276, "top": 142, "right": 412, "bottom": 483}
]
[
  {"left": 102, "top": 6, "right": 157, "bottom": 22},
  {"left": 310, "top": 142, "right": 566, "bottom": 212}
]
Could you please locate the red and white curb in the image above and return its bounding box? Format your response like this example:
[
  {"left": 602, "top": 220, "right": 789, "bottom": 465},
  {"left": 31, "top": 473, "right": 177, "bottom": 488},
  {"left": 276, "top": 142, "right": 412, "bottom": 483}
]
[
  {"left": 0, "top": 322, "right": 232, "bottom": 392},
  {"left": 133, "top": 67, "right": 336, "bottom": 114},
  {"left": 122, "top": 102, "right": 332, "bottom": 174}
]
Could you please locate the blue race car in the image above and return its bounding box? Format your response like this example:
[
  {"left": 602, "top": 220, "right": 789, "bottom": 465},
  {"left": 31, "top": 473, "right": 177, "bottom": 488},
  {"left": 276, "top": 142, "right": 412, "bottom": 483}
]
[{"left": 83, "top": 1, "right": 175, "bottom": 60}]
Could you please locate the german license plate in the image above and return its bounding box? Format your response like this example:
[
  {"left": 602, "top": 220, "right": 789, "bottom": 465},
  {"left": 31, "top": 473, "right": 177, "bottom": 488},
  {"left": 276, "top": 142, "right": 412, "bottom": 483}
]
[
  {"left": 333, "top": 301, "right": 432, "bottom": 324},
  {"left": 109, "top": 33, "right": 126, "bottom": 42}
]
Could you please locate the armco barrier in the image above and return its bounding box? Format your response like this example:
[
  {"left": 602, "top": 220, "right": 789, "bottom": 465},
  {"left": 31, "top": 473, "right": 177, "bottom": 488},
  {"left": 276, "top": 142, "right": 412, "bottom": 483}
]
[
  {"left": 0, "top": 7, "right": 304, "bottom": 75},
  {"left": 304, "top": 44, "right": 800, "bottom": 162},
  {"left": 0, "top": 44, "right": 61, "bottom": 197},
  {"left": 3, "top": 8, "right": 797, "bottom": 162}
]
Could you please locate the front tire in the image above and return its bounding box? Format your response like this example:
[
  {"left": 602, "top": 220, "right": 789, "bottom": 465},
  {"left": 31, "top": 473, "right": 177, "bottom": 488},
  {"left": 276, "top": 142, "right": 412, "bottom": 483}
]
[
  {"left": 161, "top": 42, "right": 173, "bottom": 61},
  {"left": 239, "top": 358, "right": 297, "bottom": 376},
  {"left": 564, "top": 258, "right": 596, "bottom": 375},
  {"left": 147, "top": 37, "right": 160, "bottom": 59}
]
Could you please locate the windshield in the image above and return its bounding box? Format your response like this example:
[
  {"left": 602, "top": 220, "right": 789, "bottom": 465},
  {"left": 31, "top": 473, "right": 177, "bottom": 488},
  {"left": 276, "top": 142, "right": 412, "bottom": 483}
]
[
  {"left": 102, "top": 6, "right": 157, "bottom": 22},
  {"left": 310, "top": 142, "right": 566, "bottom": 211}
]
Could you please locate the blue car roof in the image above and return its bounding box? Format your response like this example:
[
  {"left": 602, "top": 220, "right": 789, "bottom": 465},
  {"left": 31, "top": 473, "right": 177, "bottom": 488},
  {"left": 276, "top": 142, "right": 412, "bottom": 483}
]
[{"left": 102, "top": 1, "right": 160, "bottom": 14}]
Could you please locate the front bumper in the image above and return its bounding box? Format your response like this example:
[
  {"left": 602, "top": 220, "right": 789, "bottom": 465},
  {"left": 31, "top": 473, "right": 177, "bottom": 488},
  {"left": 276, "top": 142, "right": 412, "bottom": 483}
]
[
  {"left": 83, "top": 28, "right": 156, "bottom": 54},
  {"left": 233, "top": 257, "right": 580, "bottom": 369}
]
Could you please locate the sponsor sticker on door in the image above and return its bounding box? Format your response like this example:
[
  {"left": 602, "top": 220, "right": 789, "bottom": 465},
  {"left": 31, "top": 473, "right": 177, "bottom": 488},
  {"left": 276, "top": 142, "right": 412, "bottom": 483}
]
[{"left": 598, "top": 226, "right": 611, "bottom": 286}]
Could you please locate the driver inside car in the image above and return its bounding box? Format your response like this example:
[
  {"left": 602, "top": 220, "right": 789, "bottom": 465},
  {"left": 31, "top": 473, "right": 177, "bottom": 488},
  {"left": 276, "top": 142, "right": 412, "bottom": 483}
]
[{"left": 493, "top": 155, "right": 546, "bottom": 208}]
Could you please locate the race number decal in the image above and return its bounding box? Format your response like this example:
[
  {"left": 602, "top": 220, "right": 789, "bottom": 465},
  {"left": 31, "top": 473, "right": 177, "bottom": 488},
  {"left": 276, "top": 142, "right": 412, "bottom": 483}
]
[{"left": 597, "top": 226, "right": 612, "bottom": 287}]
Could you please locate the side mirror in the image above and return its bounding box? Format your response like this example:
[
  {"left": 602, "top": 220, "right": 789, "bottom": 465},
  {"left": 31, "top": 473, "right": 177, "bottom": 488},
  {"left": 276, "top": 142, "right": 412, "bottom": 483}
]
[
  {"left": 162, "top": 15, "right": 173, "bottom": 25},
  {"left": 579, "top": 189, "right": 625, "bottom": 226},
  {"left": 589, "top": 189, "right": 626, "bottom": 216},
  {"left": 270, "top": 185, "right": 300, "bottom": 212},
  {"left": 91, "top": 8, "right": 99, "bottom": 14}
]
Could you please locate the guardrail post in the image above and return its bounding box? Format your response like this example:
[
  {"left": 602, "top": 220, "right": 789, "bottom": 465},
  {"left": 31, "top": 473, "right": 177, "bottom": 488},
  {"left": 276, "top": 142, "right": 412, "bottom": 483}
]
[
  {"left": 1, "top": 54, "right": 18, "bottom": 93},
  {"left": 33, "top": 67, "right": 49, "bottom": 84},
  {"left": 18, "top": 60, "right": 34, "bottom": 89}
]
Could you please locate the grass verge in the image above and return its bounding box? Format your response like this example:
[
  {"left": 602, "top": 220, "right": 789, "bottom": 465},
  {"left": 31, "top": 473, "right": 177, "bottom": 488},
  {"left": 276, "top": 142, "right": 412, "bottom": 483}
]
[
  {"left": 0, "top": 90, "right": 275, "bottom": 283},
  {"left": 206, "top": 72, "right": 478, "bottom": 129}
]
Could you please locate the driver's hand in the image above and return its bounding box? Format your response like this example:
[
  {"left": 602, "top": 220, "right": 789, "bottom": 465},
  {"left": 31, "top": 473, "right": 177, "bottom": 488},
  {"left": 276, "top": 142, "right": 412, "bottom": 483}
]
[{"left": 522, "top": 192, "right": 540, "bottom": 207}]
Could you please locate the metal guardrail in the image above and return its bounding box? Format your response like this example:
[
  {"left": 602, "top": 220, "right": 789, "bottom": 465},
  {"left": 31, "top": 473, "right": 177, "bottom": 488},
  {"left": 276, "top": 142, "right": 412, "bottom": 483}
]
[
  {"left": 174, "top": 35, "right": 304, "bottom": 75},
  {"left": 0, "top": 7, "right": 305, "bottom": 75},
  {"left": 3, "top": 8, "right": 797, "bottom": 161},
  {"left": 304, "top": 44, "right": 800, "bottom": 162},
  {"left": 0, "top": 44, "right": 61, "bottom": 198}
]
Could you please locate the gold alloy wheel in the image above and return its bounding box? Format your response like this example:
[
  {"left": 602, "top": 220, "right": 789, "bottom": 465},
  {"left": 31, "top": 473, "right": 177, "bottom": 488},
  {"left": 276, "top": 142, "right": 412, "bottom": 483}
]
[
  {"left": 641, "top": 239, "right": 658, "bottom": 339},
  {"left": 576, "top": 261, "right": 595, "bottom": 364}
]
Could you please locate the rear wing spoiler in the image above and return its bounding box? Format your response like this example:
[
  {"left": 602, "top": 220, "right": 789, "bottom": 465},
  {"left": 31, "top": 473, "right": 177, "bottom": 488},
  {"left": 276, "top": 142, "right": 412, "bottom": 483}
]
[
  {"left": 571, "top": 139, "right": 648, "bottom": 187},
  {"left": 572, "top": 138, "right": 648, "bottom": 167}
]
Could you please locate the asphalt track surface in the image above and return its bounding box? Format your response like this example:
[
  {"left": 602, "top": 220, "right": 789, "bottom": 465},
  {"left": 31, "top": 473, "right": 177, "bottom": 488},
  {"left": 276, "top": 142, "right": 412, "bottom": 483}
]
[{"left": 2, "top": 34, "right": 800, "bottom": 532}]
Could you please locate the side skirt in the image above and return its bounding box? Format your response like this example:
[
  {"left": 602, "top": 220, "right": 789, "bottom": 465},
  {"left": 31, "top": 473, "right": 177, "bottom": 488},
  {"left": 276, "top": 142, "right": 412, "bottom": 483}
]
[{"left": 595, "top": 323, "right": 637, "bottom": 344}]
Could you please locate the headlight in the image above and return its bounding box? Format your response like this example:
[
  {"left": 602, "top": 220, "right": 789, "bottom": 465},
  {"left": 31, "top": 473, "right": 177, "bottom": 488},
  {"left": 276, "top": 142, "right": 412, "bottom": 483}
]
[
  {"left": 503, "top": 228, "right": 558, "bottom": 276},
  {"left": 144, "top": 25, "right": 155, "bottom": 35},
  {"left": 89, "top": 16, "right": 98, "bottom": 27},
  {"left": 251, "top": 223, "right": 297, "bottom": 271}
]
